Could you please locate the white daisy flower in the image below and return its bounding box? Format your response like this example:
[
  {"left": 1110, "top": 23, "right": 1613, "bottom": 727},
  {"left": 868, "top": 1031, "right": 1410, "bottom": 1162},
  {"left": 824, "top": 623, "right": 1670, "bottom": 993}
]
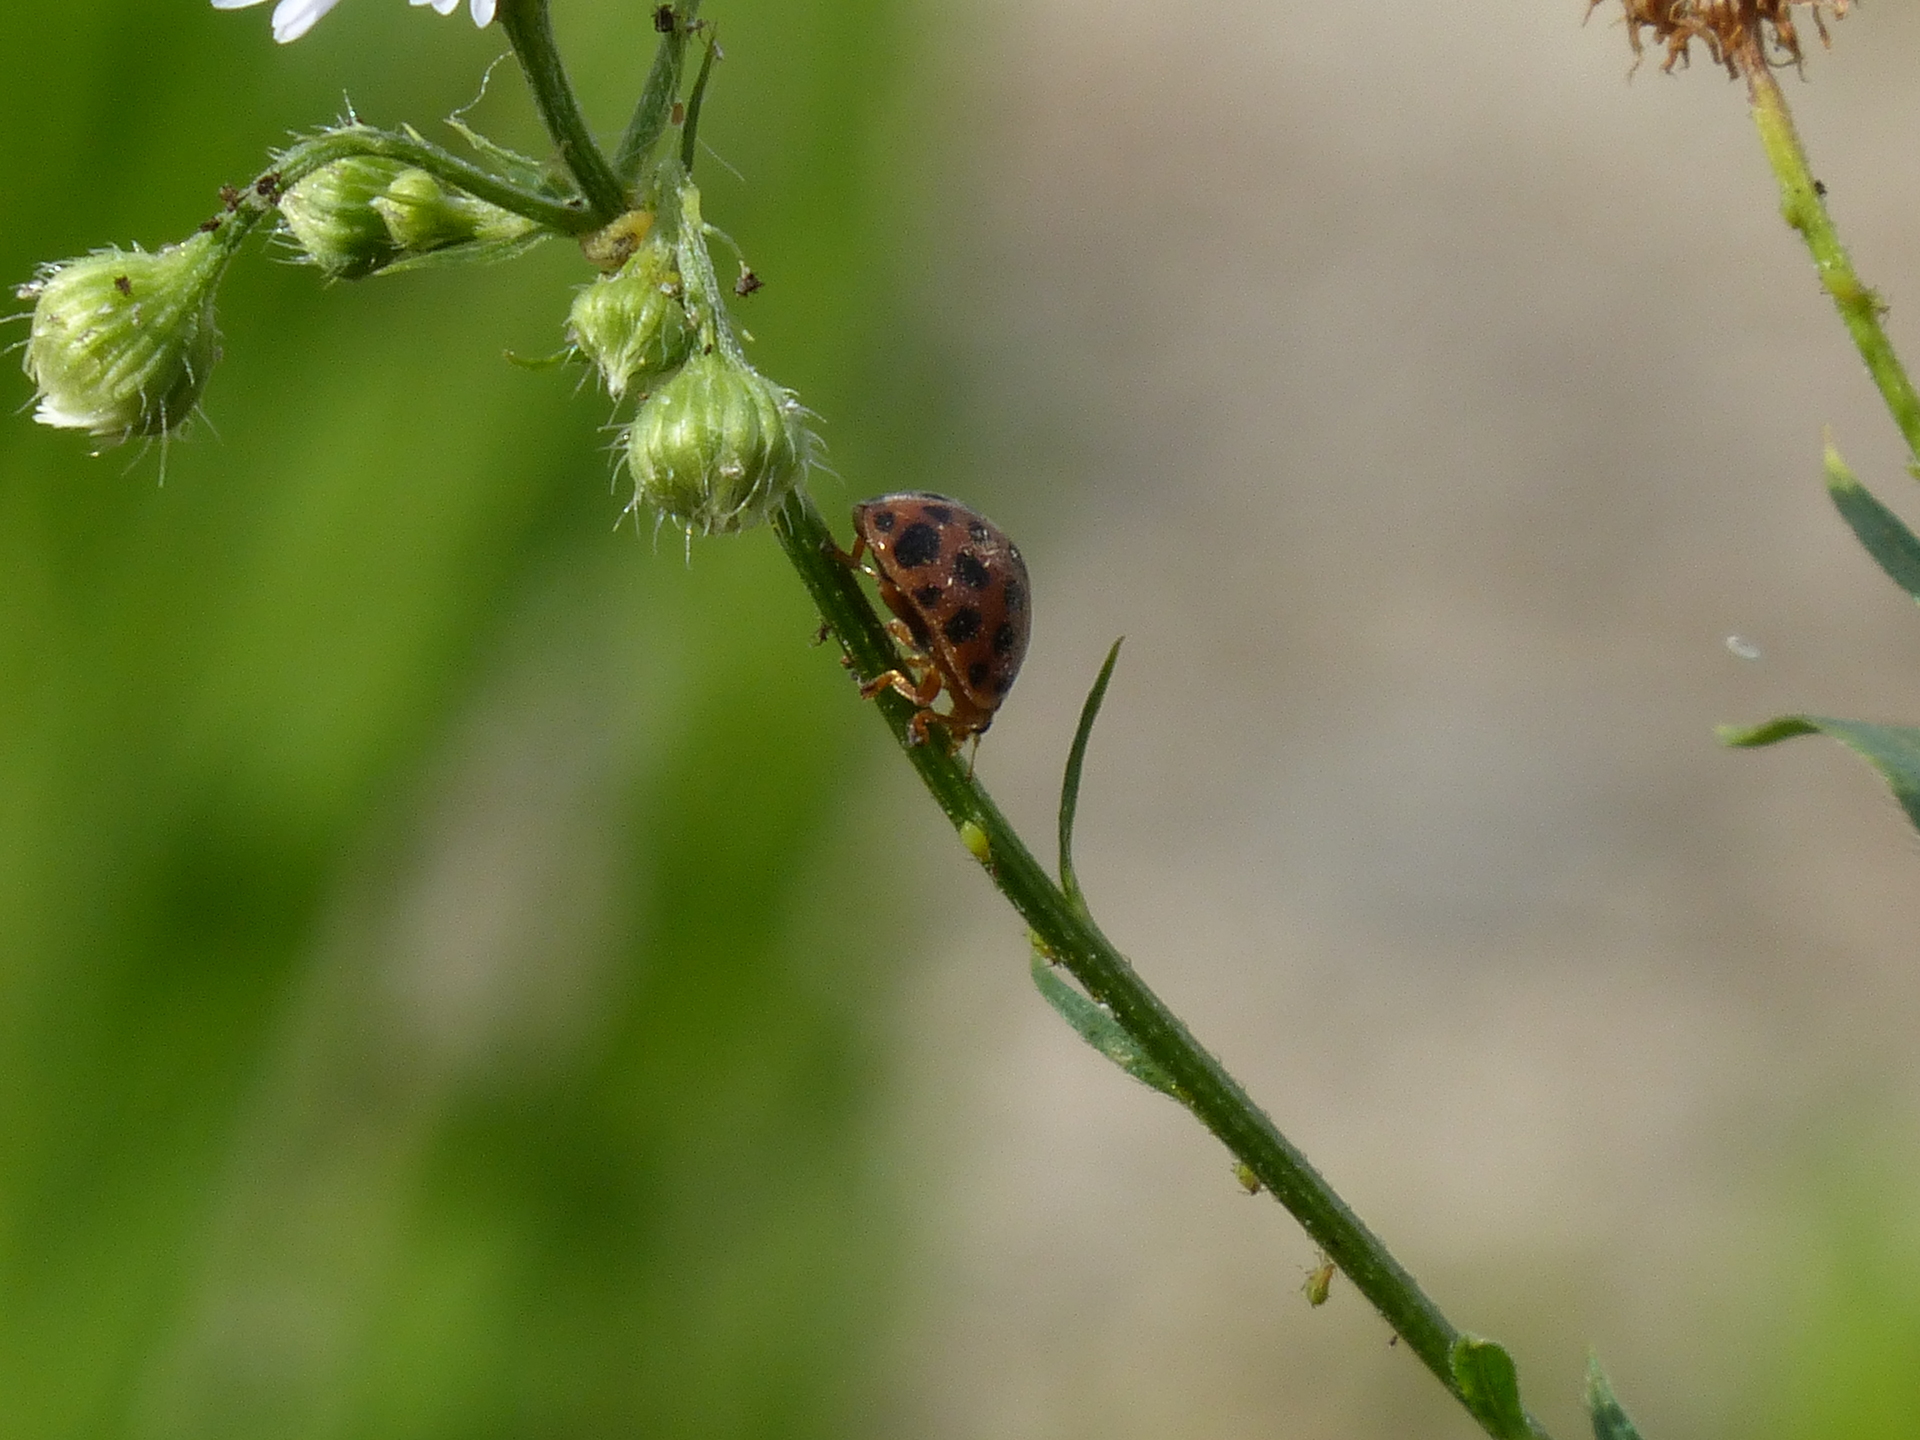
[{"left": 210, "top": 0, "right": 496, "bottom": 45}]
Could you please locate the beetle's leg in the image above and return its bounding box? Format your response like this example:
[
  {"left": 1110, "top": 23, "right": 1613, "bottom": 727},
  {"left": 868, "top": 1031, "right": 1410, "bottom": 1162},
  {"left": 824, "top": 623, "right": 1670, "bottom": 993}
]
[
  {"left": 906, "top": 708, "right": 976, "bottom": 756},
  {"left": 828, "top": 531, "right": 868, "bottom": 570},
  {"left": 858, "top": 655, "right": 942, "bottom": 707}
]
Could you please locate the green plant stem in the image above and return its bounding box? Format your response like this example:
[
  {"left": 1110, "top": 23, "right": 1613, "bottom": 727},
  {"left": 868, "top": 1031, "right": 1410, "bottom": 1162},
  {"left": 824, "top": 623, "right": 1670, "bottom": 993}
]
[
  {"left": 1746, "top": 47, "right": 1920, "bottom": 465},
  {"left": 266, "top": 126, "right": 594, "bottom": 234},
  {"left": 770, "top": 487, "right": 1548, "bottom": 1440},
  {"left": 496, "top": 0, "right": 628, "bottom": 224},
  {"left": 614, "top": 0, "right": 706, "bottom": 184}
]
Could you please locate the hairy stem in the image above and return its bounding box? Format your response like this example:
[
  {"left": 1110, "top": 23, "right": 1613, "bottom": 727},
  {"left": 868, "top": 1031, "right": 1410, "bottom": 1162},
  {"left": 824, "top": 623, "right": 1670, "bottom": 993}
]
[
  {"left": 771, "top": 487, "right": 1549, "bottom": 1439},
  {"left": 496, "top": 0, "right": 628, "bottom": 223},
  {"left": 1746, "top": 43, "right": 1920, "bottom": 466}
]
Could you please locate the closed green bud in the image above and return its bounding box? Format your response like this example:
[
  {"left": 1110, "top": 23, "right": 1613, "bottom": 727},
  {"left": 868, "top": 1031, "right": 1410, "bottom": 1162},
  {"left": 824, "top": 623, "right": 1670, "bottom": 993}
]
[
  {"left": 278, "top": 155, "right": 411, "bottom": 279},
  {"left": 20, "top": 231, "right": 226, "bottom": 444},
  {"left": 566, "top": 233, "right": 695, "bottom": 400},
  {"left": 370, "top": 167, "right": 537, "bottom": 256},
  {"left": 625, "top": 350, "right": 812, "bottom": 537}
]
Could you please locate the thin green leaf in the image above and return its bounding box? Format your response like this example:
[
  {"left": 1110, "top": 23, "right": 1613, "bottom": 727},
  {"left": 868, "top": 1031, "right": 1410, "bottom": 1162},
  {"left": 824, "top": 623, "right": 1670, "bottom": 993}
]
[
  {"left": 1449, "top": 1336, "right": 1533, "bottom": 1440},
  {"left": 1585, "top": 1355, "right": 1646, "bottom": 1440},
  {"left": 440, "top": 118, "right": 559, "bottom": 195},
  {"left": 1030, "top": 945, "right": 1184, "bottom": 1102},
  {"left": 1057, "top": 639, "right": 1124, "bottom": 919},
  {"left": 1824, "top": 441, "right": 1920, "bottom": 603},
  {"left": 679, "top": 35, "right": 721, "bottom": 175},
  {"left": 614, "top": 0, "right": 699, "bottom": 184},
  {"left": 1720, "top": 714, "right": 1920, "bottom": 833}
]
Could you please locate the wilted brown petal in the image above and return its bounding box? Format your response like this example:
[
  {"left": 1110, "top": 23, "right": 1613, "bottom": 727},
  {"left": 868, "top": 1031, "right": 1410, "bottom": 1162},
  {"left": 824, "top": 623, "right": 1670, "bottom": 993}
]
[{"left": 1593, "top": 0, "right": 1849, "bottom": 76}]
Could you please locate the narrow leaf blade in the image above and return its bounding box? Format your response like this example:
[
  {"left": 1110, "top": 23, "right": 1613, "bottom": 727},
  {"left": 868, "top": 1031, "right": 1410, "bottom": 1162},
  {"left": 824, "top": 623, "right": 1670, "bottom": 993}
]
[
  {"left": 1449, "top": 1336, "right": 1533, "bottom": 1440},
  {"left": 1825, "top": 442, "right": 1920, "bottom": 603},
  {"left": 1030, "top": 945, "right": 1184, "bottom": 1102},
  {"left": 1058, "top": 639, "right": 1124, "bottom": 916},
  {"left": 1720, "top": 714, "right": 1920, "bottom": 833},
  {"left": 1585, "top": 1355, "right": 1647, "bottom": 1440}
]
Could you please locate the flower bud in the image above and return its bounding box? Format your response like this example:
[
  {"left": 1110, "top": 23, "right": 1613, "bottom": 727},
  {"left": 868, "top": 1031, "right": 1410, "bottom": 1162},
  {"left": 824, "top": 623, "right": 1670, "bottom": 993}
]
[
  {"left": 278, "top": 155, "right": 411, "bottom": 279},
  {"left": 369, "top": 167, "right": 537, "bottom": 257},
  {"left": 20, "top": 231, "right": 226, "bottom": 443},
  {"left": 565, "top": 233, "right": 695, "bottom": 400},
  {"left": 624, "top": 350, "right": 812, "bottom": 537}
]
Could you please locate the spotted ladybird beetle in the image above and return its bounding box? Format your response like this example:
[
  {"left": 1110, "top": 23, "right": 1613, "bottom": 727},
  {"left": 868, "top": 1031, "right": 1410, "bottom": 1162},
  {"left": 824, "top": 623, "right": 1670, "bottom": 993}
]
[{"left": 838, "top": 491, "right": 1031, "bottom": 749}]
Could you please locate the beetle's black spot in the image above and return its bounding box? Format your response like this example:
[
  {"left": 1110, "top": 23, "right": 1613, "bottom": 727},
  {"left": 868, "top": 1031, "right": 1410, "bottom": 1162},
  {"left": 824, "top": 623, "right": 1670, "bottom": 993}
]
[
  {"left": 942, "top": 607, "right": 982, "bottom": 644},
  {"left": 953, "top": 551, "right": 991, "bottom": 590},
  {"left": 1001, "top": 579, "right": 1025, "bottom": 614},
  {"left": 992, "top": 622, "right": 1018, "bottom": 657},
  {"left": 992, "top": 672, "right": 1014, "bottom": 695},
  {"left": 893, "top": 521, "right": 942, "bottom": 569},
  {"left": 921, "top": 503, "right": 953, "bottom": 524},
  {"left": 903, "top": 611, "right": 933, "bottom": 651},
  {"left": 869, "top": 508, "right": 897, "bottom": 533},
  {"left": 967, "top": 660, "right": 991, "bottom": 688},
  {"left": 912, "top": 584, "right": 943, "bottom": 609},
  {"left": 968, "top": 520, "right": 991, "bottom": 543}
]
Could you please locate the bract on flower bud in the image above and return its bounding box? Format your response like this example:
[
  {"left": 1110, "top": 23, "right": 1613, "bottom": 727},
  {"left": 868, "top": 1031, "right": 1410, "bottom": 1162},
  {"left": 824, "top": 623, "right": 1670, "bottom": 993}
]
[
  {"left": 278, "top": 155, "right": 410, "bottom": 278},
  {"left": 566, "top": 234, "right": 695, "bottom": 400},
  {"left": 20, "top": 231, "right": 226, "bottom": 443},
  {"left": 624, "top": 350, "right": 812, "bottom": 537},
  {"left": 369, "top": 167, "right": 537, "bottom": 257}
]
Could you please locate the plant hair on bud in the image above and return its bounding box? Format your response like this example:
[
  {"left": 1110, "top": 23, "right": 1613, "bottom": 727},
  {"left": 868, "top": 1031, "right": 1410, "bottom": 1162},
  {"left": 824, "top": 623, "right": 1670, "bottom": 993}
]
[
  {"left": 623, "top": 349, "right": 814, "bottom": 541},
  {"left": 21, "top": 231, "right": 230, "bottom": 446}
]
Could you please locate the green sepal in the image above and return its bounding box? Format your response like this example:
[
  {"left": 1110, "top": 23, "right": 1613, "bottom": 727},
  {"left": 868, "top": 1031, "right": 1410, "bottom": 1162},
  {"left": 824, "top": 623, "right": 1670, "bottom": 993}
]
[
  {"left": 436, "top": 118, "right": 568, "bottom": 197},
  {"left": 1824, "top": 441, "right": 1920, "bottom": 602},
  {"left": 503, "top": 346, "right": 580, "bottom": 371},
  {"left": 1719, "top": 715, "right": 1920, "bottom": 834},
  {"left": 374, "top": 228, "right": 549, "bottom": 275},
  {"left": 1029, "top": 946, "right": 1185, "bottom": 1103},
  {"left": 1585, "top": 1354, "right": 1647, "bottom": 1440},
  {"left": 1449, "top": 1335, "right": 1533, "bottom": 1440}
]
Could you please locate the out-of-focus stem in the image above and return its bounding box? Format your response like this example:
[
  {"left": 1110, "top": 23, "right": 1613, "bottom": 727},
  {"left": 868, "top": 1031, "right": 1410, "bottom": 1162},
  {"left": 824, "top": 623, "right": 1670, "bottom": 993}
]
[{"left": 1744, "top": 40, "right": 1920, "bottom": 466}]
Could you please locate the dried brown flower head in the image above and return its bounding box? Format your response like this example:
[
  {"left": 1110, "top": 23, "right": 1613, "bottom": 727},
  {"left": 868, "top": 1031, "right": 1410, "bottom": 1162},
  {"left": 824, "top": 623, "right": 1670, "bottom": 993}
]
[{"left": 1596, "top": 0, "right": 1850, "bottom": 75}]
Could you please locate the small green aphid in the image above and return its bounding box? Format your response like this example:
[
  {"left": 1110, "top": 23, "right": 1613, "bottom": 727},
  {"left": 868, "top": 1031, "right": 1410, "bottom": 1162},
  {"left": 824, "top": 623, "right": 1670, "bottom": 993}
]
[
  {"left": 1303, "top": 1255, "right": 1336, "bottom": 1308},
  {"left": 1233, "top": 1161, "right": 1261, "bottom": 1195},
  {"left": 959, "top": 819, "right": 991, "bottom": 865}
]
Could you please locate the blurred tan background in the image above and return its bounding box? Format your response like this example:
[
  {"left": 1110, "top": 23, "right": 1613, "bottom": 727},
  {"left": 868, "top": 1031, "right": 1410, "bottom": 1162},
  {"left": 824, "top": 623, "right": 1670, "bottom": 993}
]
[
  {"left": 5, "top": 2, "right": 1920, "bottom": 1438},
  {"left": 882, "top": 4, "right": 1920, "bottom": 1438}
]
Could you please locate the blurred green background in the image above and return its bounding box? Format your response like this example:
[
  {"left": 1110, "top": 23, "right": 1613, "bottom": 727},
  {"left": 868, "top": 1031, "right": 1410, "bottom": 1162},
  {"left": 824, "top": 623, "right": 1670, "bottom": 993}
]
[
  {"left": 0, "top": 2, "right": 942, "bottom": 1436},
  {"left": 11, "top": 4, "right": 1920, "bottom": 1440}
]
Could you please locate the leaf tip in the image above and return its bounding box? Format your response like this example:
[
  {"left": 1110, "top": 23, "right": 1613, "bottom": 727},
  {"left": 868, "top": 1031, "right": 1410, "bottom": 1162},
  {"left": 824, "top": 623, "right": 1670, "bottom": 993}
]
[
  {"left": 1718, "top": 716, "right": 1817, "bottom": 748},
  {"left": 1586, "top": 1353, "right": 1647, "bottom": 1440}
]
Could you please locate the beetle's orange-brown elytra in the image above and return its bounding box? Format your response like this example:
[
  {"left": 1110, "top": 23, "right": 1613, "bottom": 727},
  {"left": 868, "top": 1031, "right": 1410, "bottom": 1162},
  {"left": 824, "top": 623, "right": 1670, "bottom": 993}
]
[{"left": 839, "top": 491, "right": 1031, "bottom": 749}]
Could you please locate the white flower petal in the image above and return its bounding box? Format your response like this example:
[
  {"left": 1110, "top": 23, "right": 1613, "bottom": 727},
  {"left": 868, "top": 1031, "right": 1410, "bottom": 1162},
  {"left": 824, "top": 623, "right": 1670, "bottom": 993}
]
[
  {"left": 269, "top": 0, "right": 344, "bottom": 41},
  {"left": 216, "top": 0, "right": 493, "bottom": 40}
]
